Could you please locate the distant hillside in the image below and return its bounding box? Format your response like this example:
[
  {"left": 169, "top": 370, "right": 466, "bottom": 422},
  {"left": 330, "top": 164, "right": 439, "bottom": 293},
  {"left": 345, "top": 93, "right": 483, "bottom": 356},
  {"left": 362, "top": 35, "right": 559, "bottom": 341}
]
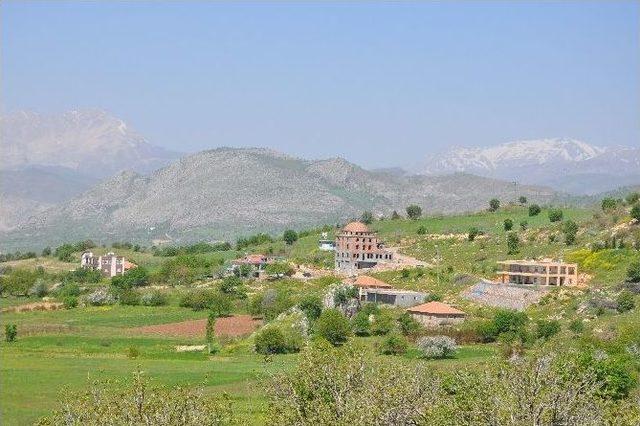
[
  {"left": 416, "top": 138, "right": 640, "bottom": 195},
  {"left": 1, "top": 109, "right": 180, "bottom": 177},
  {"left": 1, "top": 147, "right": 561, "bottom": 250}
]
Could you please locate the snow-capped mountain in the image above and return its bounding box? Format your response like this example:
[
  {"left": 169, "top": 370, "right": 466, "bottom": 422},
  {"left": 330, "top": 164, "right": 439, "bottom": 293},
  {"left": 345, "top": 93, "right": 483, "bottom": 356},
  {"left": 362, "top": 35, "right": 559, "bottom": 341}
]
[
  {"left": 418, "top": 138, "right": 639, "bottom": 195},
  {"left": 1, "top": 109, "right": 180, "bottom": 177}
]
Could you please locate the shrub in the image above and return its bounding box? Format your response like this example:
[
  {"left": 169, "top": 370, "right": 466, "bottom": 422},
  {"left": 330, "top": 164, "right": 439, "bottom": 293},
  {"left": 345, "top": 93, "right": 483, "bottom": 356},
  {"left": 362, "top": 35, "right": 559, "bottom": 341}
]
[
  {"left": 518, "top": 196, "right": 527, "bottom": 204},
  {"left": 351, "top": 310, "right": 372, "bottom": 336},
  {"left": 535, "top": 320, "right": 561, "bottom": 340},
  {"left": 260, "top": 288, "right": 294, "bottom": 320},
  {"left": 548, "top": 208, "right": 563, "bottom": 222},
  {"left": 519, "top": 220, "right": 528, "bottom": 231},
  {"left": 601, "top": 197, "right": 617, "bottom": 211},
  {"left": 628, "top": 262, "right": 640, "bottom": 283},
  {"left": 118, "top": 289, "right": 141, "bottom": 306},
  {"left": 140, "top": 290, "right": 168, "bottom": 306},
  {"left": 406, "top": 204, "right": 422, "bottom": 220},
  {"left": 210, "top": 293, "right": 233, "bottom": 317},
  {"left": 111, "top": 267, "right": 149, "bottom": 289},
  {"left": 85, "top": 288, "right": 116, "bottom": 306},
  {"left": 57, "top": 282, "right": 81, "bottom": 298},
  {"left": 63, "top": 296, "right": 78, "bottom": 309},
  {"left": 488, "top": 199, "right": 500, "bottom": 212},
  {"left": 315, "top": 309, "right": 351, "bottom": 346},
  {"left": 126, "top": 346, "right": 139, "bottom": 359},
  {"left": 468, "top": 227, "right": 479, "bottom": 241},
  {"left": 416, "top": 335, "right": 457, "bottom": 359},
  {"left": 5, "top": 324, "right": 17, "bottom": 342},
  {"left": 562, "top": 220, "right": 579, "bottom": 245},
  {"left": 283, "top": 229, "right": 298, "bottom": 245},
  {"left": 528, "top": 204, "right": 541, "bottom": 216},
  {"left": 397, "top": 311, "right": 421, "bottom": 336},
  {"left": 417, "top": 225, "right": 427, "bottom": 235},
  {"left": 425, "top": 293, "right": 442, "bottom": 302},
  {"left": 507, "top": 232, "right": 519, "bottom": 254},
  {"left": 627, "top": 192, "right": 640, "bottom": 204},
  {"left": 298, "top": 295, "right": 323, "bottom": 322},
  {"left": 616, "top": 291, "right": 635, "bottom": 313},
  {"left": 631, "top": 205, "right": 640, "bottom": 222},
  {"left": 569, "top": 319, "right": 584, "bottom": 334},
  {"left": 30, "top": 280, "right": 48, "bottom": 298},
  {"left": 360, "top": 211, "right": 373, "bottom": 225},
  {"left": 503, "top": 218, "right": 513, "bottom": 231},
  {"left": 401, "top": 268, "right": 410, "bottom": 278},
  {"left": 254, "top": 327, "right": 288, "bottom": 355},
  {"left": 378, "top": 333, "right": 408, "bottom": 355},
  {"left": 218, "top": 276, "right": 246, "bottom": 298},
  {"left": 265, "top": 262, "right": 294, "bottom": 278}
]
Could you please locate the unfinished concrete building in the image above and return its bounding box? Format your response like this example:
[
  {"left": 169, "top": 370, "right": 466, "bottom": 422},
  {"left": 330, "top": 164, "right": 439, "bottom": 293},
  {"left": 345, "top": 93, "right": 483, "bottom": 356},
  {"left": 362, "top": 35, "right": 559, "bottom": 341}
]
[
  {"left": 334, "top": 221, "right": 393, "bottom": 274},
  {"left": 497, "top": 259, "right": 578, "bottom": 286}
]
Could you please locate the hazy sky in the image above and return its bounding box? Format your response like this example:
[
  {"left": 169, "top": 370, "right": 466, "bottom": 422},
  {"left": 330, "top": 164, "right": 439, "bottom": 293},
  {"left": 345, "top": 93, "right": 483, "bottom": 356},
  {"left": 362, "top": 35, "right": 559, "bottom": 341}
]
[{"left": 2, "top": 1, "right": 639, "bottom": 167}]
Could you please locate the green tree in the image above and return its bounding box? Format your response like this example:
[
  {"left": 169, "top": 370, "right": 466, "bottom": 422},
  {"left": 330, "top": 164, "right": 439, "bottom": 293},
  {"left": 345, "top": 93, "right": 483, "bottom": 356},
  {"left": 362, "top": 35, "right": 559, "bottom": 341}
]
[
  {"left": 254, "top": 327, "right": 288, "bottom": 354},
  {"left": 378, "top": 333, "right": 408, "bottom": 355},
  {"left": 371, "top": 310, "right": 394, "bottom": 336},
  {"left": 265, "top": 262, "right": 294, "bottom": 278},
  {"left": 360, "top": 211, "right": 373, "bottom": 225},
  {"left": 205, "top": 312, "right": 221, "bottom": 354},
  {"left": 528, "top": 203, "right": 541, "bottom": 216},
  {"left": 351, "top": 310, "right": 371, "bottom": 336},
  {"left": 562, "top": 220, "right": 579, "bottom": 245},
  {"left": 416, "top": 225, "right": 427, "bottom": 235},
  {"left": 41, "top": 247, "right": 52, "bottom": 257},
  {"left": 283, "top": 229, "right": 298, "bottom": 245},
  {"left": 468, "top": 227, "right": 479, "bottom": 241},
  {"left": 601, "top": 197, "right": 617, "bottom": 211},
  {"left": 298, "top": 295, "right": 323, "bottom": 322},
  {"left": 5, "top": 324, "right": 17, "bottom": 342},
  {"left": 111, "top": 267, "right": 149, "bottom": 289},
  {"left": 519, "top": 220, "right": 528, "bottom": 230},
  {"left": 548, "top": 208, "right": 563, "bottom": 222},
  {"left": 535, "top": 320, "right": 561, "bottom": 340},
  {"left": 488, "top": 198, "right": 500, "bottom": 212},
  {"left": 506, "top": 232, "right": 519, "bottom": 254},
  {"left": 518, "top": 196, "right": 528, "bottom": 204},
  {"left": 397, "top": 311, "right": 421, "bottom": 336},
  {"left": 503, "top": 218, "right": 513, "bottom": 231},
  {"left": 405, "top": 204, "right": 422, "bottom": 220},
  {"left": 2, "top": 268, "right": 38, "bottom": 296},
  {"left": 315, "top": 309, "right": 351, "bottom": 346},
  {"left": 617, "top": 291, "right": 635, "bottom": 313},
  {"left": 626, "top": 192, "right": 640, "bottom": 204},
  {"left": 219, "top": 276, "right": 246, "bottom": 298},
  {"left": 631, "top": 205, "right": 640, "bottom": 222}
]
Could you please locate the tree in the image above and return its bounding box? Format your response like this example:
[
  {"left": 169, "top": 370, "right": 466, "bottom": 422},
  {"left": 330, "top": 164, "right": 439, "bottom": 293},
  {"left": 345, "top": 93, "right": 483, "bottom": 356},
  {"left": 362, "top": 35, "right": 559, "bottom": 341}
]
[
  {"left": 562, "top": 220, "right": 579, "bottom": 245},
  {"left": 405, "top": 205, "right": 422, "bottom": 220},
  {"left": 2, "top": 268, "right": 38, "bottom": 296},
  {"left": 351, "top": 310, "right": 371, "bottom": 336},
  {"left": 518, "top": 196, "right": 528, "bottom": 204},
  {"left": 255, "top": 327, "right": 288, "bottom": 355},
  {"left": 631, "top": 205, "right": 640, "bottom": 222},
  {"left": 507, "top": 232, "right": 519, "bottom": 254},
  {"left": 205, "top": 312, "right": 221, "bottom": 354},
  {"left": 626, "top": 192, "right": 640, "bottom": 204},
  {"left": 548, "top": 208, "right": 563, "bottom": 222},
  {"left": 360, "top": 211, "right": 373, "bottom": 225},
  {"left": 41, "top": 247, "right": 52, "bottom": 257},
  {"left": 617, "top": 291, "right": 635, "bottom": 313},
  {"left": 397, "top": 311, "right": 421, "bottom": 336},
  {"left": 219, "top": 276, "right": 246, "bottom": 298},
  {"left": 519, "top": 220, "right": 528, "bottom": 230},
  {"left": 503, "top": 218, "right": 513, "bottom": 231},
  {"left": 468, "top": 227, "right": 479, "bottom": 241},
  {"left": 265, "top": 262, "right": 294, "bottom": 278},
  {"left": 283, "top": 230, "right": 298, "bottom": 245},
  {"left": 391, "top": 210, "right": 401, "bottom": 220},
  {"left": 535, "top": 319, "right": 561, "bottom": 340},
  {"left": 315, "top": 309, "right": 351, "bottom": 346},
  {"left": 111, "top": 267, "right": 149, "bottom": 289},
  {"left": 528, "top": 204, "right": 541, "bottom": 216},
  {"left": 601, "top": 197, "right": 617, "bottom": 211},
  {"left": 488, "top": 198, "right": 500, "bottom": 212},
  {"left": 371, "top": 310, "right": 394, "bottom": 336},
  {"left": 5, "top": 324, "right": 17, "bottom": 342},
  {"left": 378, "top": 333, "right": 408, "bottom": 355},
  {"left": 627, "top": 262, "right": 640, "bottom": 283},
  {"left": 416, "top": 336, "right": 457, "bottom": 358},
  {"left": 416, "top": 225, "right": 426, "bottom": 235},
  {"left": 298, "top": 295, "right": 323, "bottom": 322}
]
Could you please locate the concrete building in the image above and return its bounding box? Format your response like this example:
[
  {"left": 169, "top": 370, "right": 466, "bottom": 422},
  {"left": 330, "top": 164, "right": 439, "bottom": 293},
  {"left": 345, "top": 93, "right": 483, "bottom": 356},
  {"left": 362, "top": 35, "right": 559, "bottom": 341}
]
[
  {"left": 361, "top": 288, "right": 427, "bottom": 308},
  {"left": 318, "top": 232, "right": 336, "bottom": 251},
  {"left": 334, "top": 221, "right": 393, "bottom": 274},
  {"left": 407, "top": 302, "right": 466, "bottom": 327},
  {"left": 497, "top": 259, "right": 578, "bottom": 286},
  {"left": 81, "top": 252, "right": 135, "bottom": 278}
]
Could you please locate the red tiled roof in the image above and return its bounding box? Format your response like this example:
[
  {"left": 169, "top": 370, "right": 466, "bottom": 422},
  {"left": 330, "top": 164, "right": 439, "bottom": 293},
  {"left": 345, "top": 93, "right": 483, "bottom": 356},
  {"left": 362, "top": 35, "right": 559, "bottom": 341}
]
[
  {"left": 342, "top": 221, "right": 370, "bottom": 233},
  {"left": 234, "top": 254, "right": 267, "bottom": 265},
  {"left": 407, "top": 302, "right": 466, "bottom": 316},
  {"left": 124, "top": 261, "right": 137, "bottom": 270},
  {"left": 351, "top": 275, "right": 392, "bottom": 289}
]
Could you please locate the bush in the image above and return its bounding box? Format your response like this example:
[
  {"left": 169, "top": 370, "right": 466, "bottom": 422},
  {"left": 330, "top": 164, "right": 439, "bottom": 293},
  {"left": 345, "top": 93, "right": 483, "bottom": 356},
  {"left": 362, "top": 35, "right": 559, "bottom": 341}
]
[
  {"left": 406, "top": 205, "right": 422, "bottom": 220},
  {"left": 562, "top": 220, "right": 579, "bottom": 245},
  {"left": 360, "top": 211, "right": 373, "bottom": 225},
  {"left": 569, "top": 319, "right": 584, "bottom": 334},
  {"left": 507, "top": 232, "right": 519, "bottom": 254},
  {"left": 519, "top": 220, "right": 528, "bottom": 231},
  {"left": 488, "top": 199, "right": 500, "bottom": 212},
  {"left": 351, "top": 310, "right": 372, "bottom": 336},
  {"left": 631, "top": 205, "right": 640, "bottom": 222},
  {"left": 179, "top": 289, "right": 218, "bottom": 311},
  {"left": 425, "top": 293, "right": 442, "bottom": 302},
  {"left": 548, "top": 208, "right": 563, "bottom": 222},
  {"left": 378, "top": 333, "right": 408, "bottom": 355},
  {"left": 118, "top": 289, "right": 141, "bottom": 306},
  {"left": 283, "top": 229, "right": 298, "bottom": 245},
  {"left": 5, "top": 324, "right": 17, "bottom": 342},
  {"left": 126, "top": 346, "right": 139, "bottom": 359},
  {"left": 254, "top": 327, "right": 288, "bottom": 355},
  {"left": 315, "top": 309, "right": 351, "bottom": 346},
  {"left": 397, "top": 312, "right": 421, "bottom": 336},
  {"left": 535, "top": 320, "right": 560, "bottom": 340},
  {"left": 468, "top": 227, "right": 479, "bottom": 241},
  {"left": 85, "top": 288, "right": 116, "bottom": 306},
  {"left": 265, "top": 262, "right": 294, "bottom": 278},
  {"left": 401, "top": 268, "right": 410, "bottom": 278},
  {"left": 30, "top": 280, "right": 48, "bottom": 298},
  {"left": 601, "top": 197, "right": 617, "bottom": 211},
  {"left": 298, "top": 295, "right": 323, "bottom": 322},
  {"left": 140, "top": 290, "right": 168, "bottom": 306},
  {"left": 416, "top": 335, "right": 457, "bottom": 359},
  {"left": 616, "top": 291, "right": 635, "bottom": 313},
  {"left": 63, "top": 296, "right": 78, "bottom": 309},
  {"left": 209, "top": 292, "right": 233, "bottom": 317},
  {"left": 528, "top": 204, "right": 541, "bottom": 216},
  {"left": 111, "top": 267, "right": 149, "bottom": 289},
  {"left": 518, "top": 196, "right": 527, "bottom": 204},
  {"left": 218, "top": 276, "right": 246, "bottom": 298},
  {"left": 627, "top": 262, "right": 640, "bottom": 283},
  {"left": 416, "top": 225, "right": 426, "bottom": 235},
  {"left": 503, "top": 218, "right": 513, "bottom": 231}
]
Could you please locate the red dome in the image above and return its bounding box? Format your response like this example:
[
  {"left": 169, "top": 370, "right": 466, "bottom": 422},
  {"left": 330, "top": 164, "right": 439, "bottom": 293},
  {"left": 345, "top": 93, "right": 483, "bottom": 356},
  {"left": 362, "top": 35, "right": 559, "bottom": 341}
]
[{"left": 342, "top": 221, "right": 370, "bottom": 233}]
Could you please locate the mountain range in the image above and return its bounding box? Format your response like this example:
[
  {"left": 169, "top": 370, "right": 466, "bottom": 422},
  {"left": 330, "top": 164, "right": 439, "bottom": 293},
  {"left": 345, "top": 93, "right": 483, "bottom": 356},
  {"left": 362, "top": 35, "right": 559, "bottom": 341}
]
[
  {"left": 417, "top": 138, "right": 640, "bottom": 195},
  {"left": 1, "top": 110, "right": 637, "bottom": 250}
]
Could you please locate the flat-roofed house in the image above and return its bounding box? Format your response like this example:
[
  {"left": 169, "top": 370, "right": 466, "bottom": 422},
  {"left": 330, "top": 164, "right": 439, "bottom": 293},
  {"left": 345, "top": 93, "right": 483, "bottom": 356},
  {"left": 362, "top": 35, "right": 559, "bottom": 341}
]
[
  {"left": 335, "top": 221, "right": 393, "bottom": 274},
  {"left": 407, "top": 302, "right": 466, "bottom": 327},
  {"left": 362, "top": 288, "right": 427, "bottom": 308},
  {"left": 497, "top": 259, "right": 578, "bottom": 286}
]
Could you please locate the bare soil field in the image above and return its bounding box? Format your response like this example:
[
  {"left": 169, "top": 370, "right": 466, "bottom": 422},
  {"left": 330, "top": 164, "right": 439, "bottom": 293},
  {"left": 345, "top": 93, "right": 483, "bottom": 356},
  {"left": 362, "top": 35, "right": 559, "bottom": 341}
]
[
  {"left": 130, "top": 315, "right": 262, "bottom": 338},
  {"left": 1, "top": 302, "right": 64, "bottom": 313}
]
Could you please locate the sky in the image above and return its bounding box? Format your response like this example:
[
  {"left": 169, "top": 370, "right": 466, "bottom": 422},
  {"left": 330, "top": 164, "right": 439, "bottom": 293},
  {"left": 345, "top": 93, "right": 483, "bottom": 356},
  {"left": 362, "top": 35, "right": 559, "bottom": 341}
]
[{"left": 2, "top": 1, "right": 639, "bottom": 167}]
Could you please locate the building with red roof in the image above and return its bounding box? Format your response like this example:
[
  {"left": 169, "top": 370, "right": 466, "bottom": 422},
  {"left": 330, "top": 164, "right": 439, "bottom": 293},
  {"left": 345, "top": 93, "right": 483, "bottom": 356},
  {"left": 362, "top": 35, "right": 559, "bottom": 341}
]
[{"left": 407, "top": 301, "right": 466, "bottom": 327}]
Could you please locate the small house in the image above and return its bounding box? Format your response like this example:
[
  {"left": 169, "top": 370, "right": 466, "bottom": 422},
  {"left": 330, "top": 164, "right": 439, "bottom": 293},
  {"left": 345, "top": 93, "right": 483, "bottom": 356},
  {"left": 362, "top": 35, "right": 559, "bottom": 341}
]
[{"left": 407, "top": 302, "right": 466, "bottom": 327}]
